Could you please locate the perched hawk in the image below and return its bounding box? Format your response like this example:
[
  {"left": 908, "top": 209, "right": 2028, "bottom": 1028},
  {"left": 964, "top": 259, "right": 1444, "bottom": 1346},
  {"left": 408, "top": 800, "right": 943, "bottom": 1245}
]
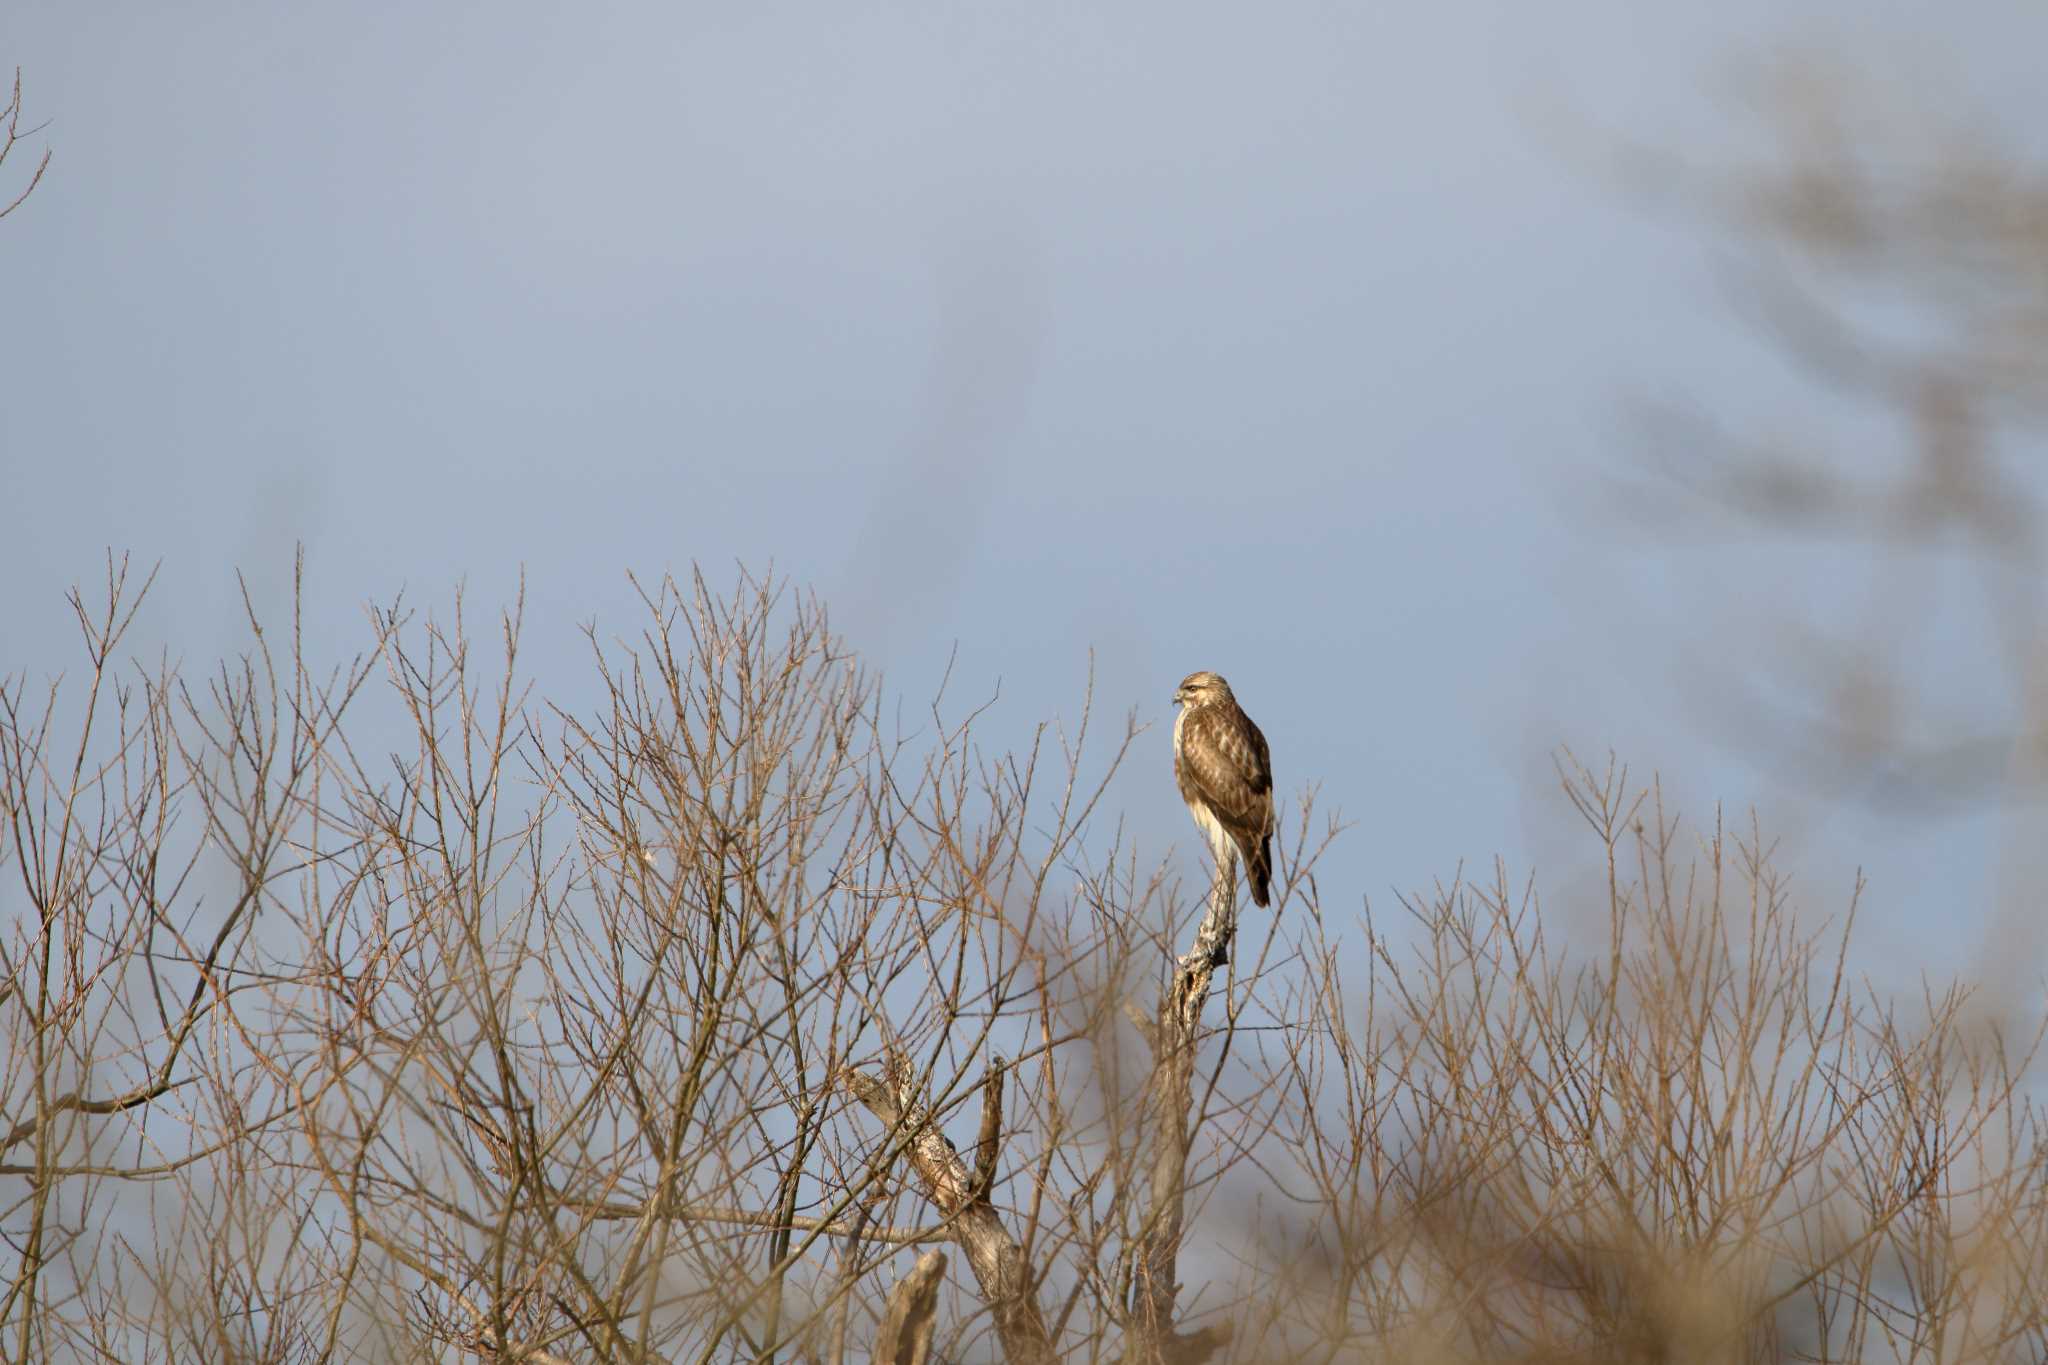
[{"left": 1171, "top": 671, "right": 1275, "bottom": 908}]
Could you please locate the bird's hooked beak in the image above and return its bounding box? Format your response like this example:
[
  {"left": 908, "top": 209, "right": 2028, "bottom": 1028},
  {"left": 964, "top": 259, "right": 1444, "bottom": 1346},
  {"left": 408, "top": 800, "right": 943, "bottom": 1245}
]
[{"left": 1171, "top": 685, "right": 1189, "bottom": 706}]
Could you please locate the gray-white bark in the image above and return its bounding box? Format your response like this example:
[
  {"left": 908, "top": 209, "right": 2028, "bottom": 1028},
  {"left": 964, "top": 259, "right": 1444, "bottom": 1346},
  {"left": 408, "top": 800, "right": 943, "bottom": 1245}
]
[
  {"left": 842, "top": 1053, "right": 1054, "bottom": 1365},
  {"left": 1126, "top": 851, "right": 1241, "bottom": 1365}
]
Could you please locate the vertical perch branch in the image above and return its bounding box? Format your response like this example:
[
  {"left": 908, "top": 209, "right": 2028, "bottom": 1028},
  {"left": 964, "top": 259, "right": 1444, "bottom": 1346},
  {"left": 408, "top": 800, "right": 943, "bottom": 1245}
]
[
  {"left": 1126, "top": 851, "right": 1240, "bottom": 1365},
  {"left": 1184, "top": 849, "right": 1239, "bottom": 971}
]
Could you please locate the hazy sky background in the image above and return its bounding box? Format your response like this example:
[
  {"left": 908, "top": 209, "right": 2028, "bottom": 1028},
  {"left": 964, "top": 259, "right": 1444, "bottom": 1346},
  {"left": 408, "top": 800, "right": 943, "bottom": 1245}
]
[{"left": 5, "top": 2, "right": 2045, "bottom": 983}]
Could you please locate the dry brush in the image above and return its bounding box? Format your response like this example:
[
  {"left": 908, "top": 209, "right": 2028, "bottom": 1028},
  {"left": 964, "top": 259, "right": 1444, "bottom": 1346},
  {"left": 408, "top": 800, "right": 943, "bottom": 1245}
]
[{"left": 0, "top": 557, "right": 2042, "bottom": 1362}]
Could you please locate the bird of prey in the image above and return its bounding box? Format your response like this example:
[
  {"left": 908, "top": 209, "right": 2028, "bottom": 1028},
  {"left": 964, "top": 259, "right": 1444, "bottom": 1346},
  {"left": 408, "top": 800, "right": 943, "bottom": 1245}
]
[{"left": 1171, "top": 671, "right": 1275, "bottom": 908}]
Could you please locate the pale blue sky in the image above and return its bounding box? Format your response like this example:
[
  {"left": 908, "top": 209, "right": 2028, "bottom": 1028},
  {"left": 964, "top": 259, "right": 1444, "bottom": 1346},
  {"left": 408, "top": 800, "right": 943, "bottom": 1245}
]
[{"left": 4, "top": 2, "right": 2043, "bottom": 981}]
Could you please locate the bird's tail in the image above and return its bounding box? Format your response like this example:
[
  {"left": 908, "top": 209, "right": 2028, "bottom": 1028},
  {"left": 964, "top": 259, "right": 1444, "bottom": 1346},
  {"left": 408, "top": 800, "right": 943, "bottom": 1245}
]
[{"left": 1246, "top": 835, "right": 1273, "bottom": 908}]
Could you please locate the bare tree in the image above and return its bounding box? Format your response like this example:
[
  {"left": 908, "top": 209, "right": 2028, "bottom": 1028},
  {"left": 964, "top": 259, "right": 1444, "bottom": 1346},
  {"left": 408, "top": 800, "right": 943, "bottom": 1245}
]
[{"left": 1, "top": 557, "right": 2042, "bottom": 1362}]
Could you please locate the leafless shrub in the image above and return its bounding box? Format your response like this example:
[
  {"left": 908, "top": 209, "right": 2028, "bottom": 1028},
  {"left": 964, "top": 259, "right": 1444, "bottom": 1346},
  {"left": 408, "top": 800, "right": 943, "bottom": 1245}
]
[{"left": 1, "top": 558, "right": 2041, "bottom": 1361}]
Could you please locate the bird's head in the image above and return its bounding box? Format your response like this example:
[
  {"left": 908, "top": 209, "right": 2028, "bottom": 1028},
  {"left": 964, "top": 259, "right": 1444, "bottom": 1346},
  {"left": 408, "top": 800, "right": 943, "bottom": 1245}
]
[{"left": 1173, "top": 671, "right": 1232, "bottom": 708}]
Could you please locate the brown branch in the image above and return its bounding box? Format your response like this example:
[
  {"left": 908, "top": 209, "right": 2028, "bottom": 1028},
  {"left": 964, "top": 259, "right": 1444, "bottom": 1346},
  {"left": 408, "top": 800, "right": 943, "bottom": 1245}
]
[
  {"left": 841, "top": 1051, "right": 1055, "bottom": 1365},
  {"left": 0, "top": 68, "right": 49, "bottom": 224},
  {"left": 873, "top": 1248, "right": 947, "bottom": 1365},
  {"left": 0, "top": 1073, "right": 196, "bottom": 1156},
  {"left": 568, "top": 1197, "right": 935, "bottom": 1246}
]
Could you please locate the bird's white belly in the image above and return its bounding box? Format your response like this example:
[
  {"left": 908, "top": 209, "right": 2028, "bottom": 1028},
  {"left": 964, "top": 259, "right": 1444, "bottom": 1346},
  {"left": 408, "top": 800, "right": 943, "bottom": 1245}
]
[
  {"left": 1185, "top": 799, "right": 1230, "bottom": 857},
  {"left": 1175, "top": 706, "right": 1233, "bottom": 866}
]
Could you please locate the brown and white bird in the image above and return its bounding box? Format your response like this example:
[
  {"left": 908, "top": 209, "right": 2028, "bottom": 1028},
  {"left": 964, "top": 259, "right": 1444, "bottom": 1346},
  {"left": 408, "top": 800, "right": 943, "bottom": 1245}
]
[{"left": 1171, "top": 671, "right": 1275, "bottom": 908}]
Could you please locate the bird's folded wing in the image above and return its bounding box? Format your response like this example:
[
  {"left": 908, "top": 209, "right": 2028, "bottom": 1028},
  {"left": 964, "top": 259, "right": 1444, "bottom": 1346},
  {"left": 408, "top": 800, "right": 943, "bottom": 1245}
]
[{"left": 1180, "top": 708, "right": 1272, "bottom": 831}]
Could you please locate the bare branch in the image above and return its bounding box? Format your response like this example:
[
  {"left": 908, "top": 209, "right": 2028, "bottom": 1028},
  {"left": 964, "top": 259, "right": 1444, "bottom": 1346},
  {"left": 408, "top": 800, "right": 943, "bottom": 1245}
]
[
  {"left": 842, "top": 1051, "right": 1056, "bottom": 1365},
  {"left": 0, "top": 68, "right": 50, "bottom": 222}
]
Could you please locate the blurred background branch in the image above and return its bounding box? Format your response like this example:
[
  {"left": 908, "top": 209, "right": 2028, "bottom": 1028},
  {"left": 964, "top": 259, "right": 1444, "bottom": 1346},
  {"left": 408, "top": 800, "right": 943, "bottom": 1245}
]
[{"left": 1613, "top": 53, "right": 2048, "bottom": 810}]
